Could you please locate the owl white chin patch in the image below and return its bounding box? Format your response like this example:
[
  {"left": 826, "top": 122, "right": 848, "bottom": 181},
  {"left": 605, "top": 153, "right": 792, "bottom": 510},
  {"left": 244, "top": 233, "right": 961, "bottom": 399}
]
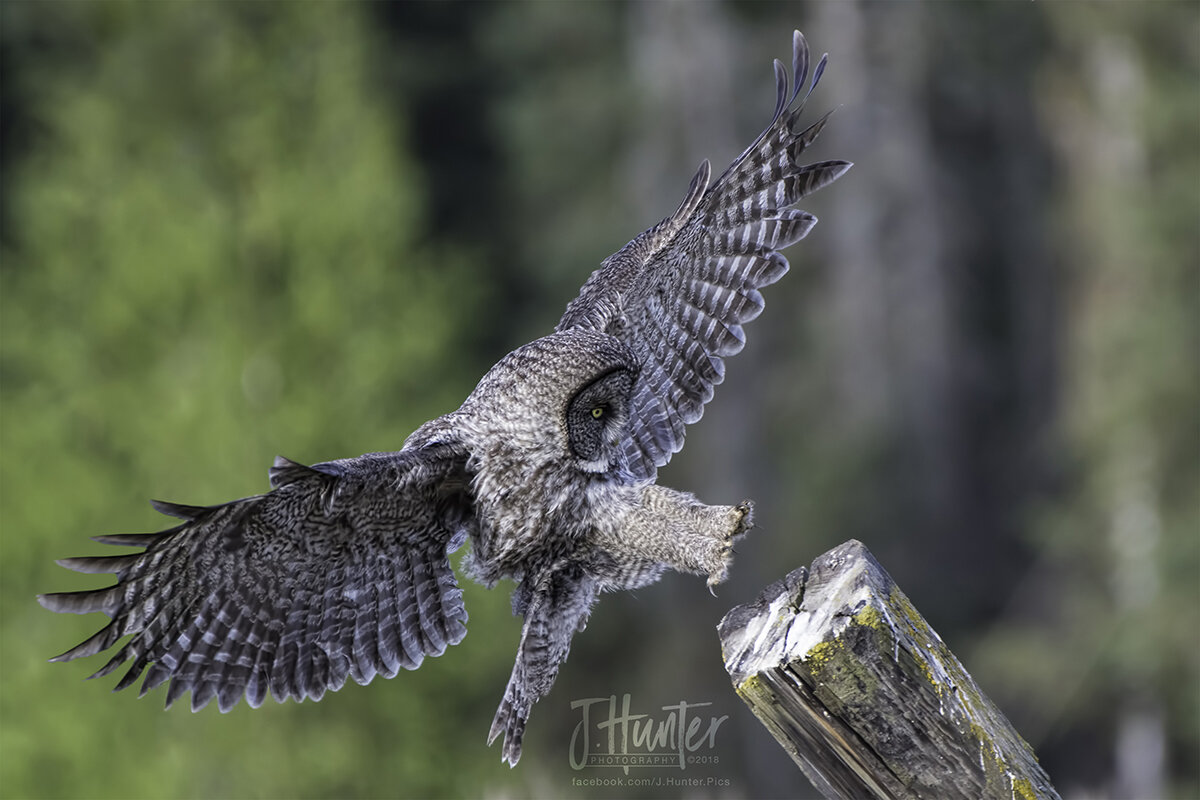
[{"left": 577, "top": 456, "right": 612, "bottom": 474}]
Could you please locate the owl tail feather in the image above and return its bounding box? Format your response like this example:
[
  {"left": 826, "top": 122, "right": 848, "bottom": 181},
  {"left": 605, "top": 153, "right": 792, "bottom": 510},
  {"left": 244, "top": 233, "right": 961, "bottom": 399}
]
[{"left": 487, "top": 567, "right": 599, "bottom": 766}]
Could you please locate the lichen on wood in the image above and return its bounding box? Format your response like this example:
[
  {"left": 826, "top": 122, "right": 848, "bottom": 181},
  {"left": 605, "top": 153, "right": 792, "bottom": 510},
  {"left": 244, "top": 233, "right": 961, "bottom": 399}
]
[{"left": 718, "top": 539, "right": 1060, "bottom": 800}]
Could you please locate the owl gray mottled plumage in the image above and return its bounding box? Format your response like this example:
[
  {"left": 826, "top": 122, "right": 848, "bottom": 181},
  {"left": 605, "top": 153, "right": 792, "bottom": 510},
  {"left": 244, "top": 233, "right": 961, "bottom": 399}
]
[{"left": 39, "top": 30, "right": 850, "bottom": 767}]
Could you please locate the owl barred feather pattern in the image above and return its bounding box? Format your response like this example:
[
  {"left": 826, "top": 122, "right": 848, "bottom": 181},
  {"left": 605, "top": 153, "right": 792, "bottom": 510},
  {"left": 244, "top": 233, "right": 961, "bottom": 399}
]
[
  {"left": 39, "top": 31, "right": 849, "bottom": 767},
  {"left": 560, "top": 33, "right": 848, "bottom": 480},
  {"left": 43, "top": 448, "right": 473, "bottom": 710}
]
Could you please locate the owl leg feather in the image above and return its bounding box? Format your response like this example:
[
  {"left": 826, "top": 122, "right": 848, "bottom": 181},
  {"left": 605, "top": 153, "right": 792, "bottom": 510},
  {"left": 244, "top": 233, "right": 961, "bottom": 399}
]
[{"left": 594, "top": 486, "right": 754, "bottom": 591}]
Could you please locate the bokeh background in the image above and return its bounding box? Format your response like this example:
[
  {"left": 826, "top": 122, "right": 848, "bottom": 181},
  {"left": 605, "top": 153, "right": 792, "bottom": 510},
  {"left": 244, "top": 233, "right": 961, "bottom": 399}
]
[{"left": 1, "top": 2, "right": 1196, "bottom": 798}]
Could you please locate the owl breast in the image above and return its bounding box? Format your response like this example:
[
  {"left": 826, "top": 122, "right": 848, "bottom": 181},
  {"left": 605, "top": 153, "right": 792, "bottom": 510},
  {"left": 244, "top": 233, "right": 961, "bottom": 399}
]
[{"left": 465, "top": 445, "right": 588, "bottom": 583}]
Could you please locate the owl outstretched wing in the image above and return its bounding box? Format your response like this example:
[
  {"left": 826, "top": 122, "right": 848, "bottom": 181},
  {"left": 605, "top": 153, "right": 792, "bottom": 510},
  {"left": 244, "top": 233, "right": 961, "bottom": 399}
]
[
  {"left": 557, "top": 30, "right": 851, "bottom": 479},
  {"left": 487, "top": 566, "right": 598, "bottom": 766},
  {"left": 38, "top": 444, "right": 474, "bottom": 712}
]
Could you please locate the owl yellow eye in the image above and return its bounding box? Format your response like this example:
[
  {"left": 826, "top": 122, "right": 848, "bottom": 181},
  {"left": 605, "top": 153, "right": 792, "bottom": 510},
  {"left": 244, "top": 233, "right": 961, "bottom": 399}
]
[{"left": 591, "top": 406, "right": 605, "bottom": 419}]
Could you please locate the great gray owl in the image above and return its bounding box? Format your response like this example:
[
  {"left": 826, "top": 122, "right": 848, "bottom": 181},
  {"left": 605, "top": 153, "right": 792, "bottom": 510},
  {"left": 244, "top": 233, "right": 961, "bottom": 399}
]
[{"left": 40, "top": 30, "right": 849, "bottom": 766}]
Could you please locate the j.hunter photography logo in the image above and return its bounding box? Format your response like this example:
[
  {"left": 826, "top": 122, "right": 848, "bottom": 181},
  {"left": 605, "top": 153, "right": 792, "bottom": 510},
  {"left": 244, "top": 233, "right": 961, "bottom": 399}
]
[{"left": 568, "top": 694, "right": 728, "bottom": 774}]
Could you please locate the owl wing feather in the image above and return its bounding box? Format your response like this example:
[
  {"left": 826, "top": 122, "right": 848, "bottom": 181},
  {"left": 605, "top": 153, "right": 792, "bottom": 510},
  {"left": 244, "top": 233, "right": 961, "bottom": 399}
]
[
  {"left": 557, "top": 30, "right": 852, "bottom": 479},
  {"left": 38, "top": 444, "right": 474, "bottom": 712}
]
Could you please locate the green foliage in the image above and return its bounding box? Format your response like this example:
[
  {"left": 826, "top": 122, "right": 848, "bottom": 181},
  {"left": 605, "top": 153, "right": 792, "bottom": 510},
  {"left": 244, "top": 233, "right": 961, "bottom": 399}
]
[{"left": 0, "top": 2, "right": 516, "bottom": 797}]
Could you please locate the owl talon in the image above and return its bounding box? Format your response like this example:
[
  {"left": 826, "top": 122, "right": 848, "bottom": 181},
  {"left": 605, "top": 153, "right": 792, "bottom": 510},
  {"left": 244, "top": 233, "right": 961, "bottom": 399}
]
[
  {"left": 706, "top": 564, "right": 729, "bottom": 588},
  {"left": 734, "top": 500, "right": 755, "bottom": 537},
  {"left": 707, "top": 548, "right": 733, "bottom": 590}
]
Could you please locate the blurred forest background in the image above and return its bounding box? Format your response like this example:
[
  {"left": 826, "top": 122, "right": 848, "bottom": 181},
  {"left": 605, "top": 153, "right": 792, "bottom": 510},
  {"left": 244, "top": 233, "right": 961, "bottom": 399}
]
[{"left": 1, "top": 2, "right": 1196, "bottom": 799}]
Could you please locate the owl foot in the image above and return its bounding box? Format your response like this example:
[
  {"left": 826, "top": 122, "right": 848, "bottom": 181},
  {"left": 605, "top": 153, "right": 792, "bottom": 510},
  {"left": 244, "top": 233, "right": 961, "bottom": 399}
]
[
  {"left": 733, "top": 500, "right": 755, "bottom": 536},
  {"left": 706, "top": 500, "right": 755, "bottom": 595}
]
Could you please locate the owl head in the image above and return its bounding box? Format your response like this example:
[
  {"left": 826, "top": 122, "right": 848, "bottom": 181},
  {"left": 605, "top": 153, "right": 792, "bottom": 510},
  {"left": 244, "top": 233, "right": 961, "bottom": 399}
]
[{"left": 458, "top": 329, "right": 638, "bottom": 476}]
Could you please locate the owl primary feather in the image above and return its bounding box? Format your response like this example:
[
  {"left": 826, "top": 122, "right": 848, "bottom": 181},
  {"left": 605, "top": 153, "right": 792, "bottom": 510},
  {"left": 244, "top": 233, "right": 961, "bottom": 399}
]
[{"left": 40, "top": 30, "right": 850, "bottom": 766}]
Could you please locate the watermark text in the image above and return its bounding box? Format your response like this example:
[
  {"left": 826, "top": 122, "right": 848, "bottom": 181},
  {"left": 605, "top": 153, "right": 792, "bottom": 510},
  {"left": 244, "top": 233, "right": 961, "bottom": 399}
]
[{"left": 569, "top": 694, "right": 728, "bottom": 774}]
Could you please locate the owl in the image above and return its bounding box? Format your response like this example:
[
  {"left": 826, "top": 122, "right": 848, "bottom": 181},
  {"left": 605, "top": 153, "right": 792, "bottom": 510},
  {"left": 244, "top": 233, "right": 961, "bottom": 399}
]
[{"left": 40, "top": 30, "right": 849, "bottom": 766}]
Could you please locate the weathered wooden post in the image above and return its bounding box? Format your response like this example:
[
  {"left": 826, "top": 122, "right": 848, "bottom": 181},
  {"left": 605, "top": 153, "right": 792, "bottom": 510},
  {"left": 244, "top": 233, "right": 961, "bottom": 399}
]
[{"left": 718, "top": 539, "right": 1060, "bottom": 800}]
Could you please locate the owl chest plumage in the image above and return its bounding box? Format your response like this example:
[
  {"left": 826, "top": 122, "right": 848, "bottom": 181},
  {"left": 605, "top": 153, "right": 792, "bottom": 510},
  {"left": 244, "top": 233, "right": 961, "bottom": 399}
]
[{"left": 466, "top": 436, "right": 610, "bottom": 582}]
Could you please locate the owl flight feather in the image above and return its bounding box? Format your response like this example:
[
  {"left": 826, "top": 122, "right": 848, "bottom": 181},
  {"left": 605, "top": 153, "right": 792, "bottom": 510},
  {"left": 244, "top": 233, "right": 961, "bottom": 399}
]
[{"left": 39, "top": 30, "right": 849, "bottom": 767}]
